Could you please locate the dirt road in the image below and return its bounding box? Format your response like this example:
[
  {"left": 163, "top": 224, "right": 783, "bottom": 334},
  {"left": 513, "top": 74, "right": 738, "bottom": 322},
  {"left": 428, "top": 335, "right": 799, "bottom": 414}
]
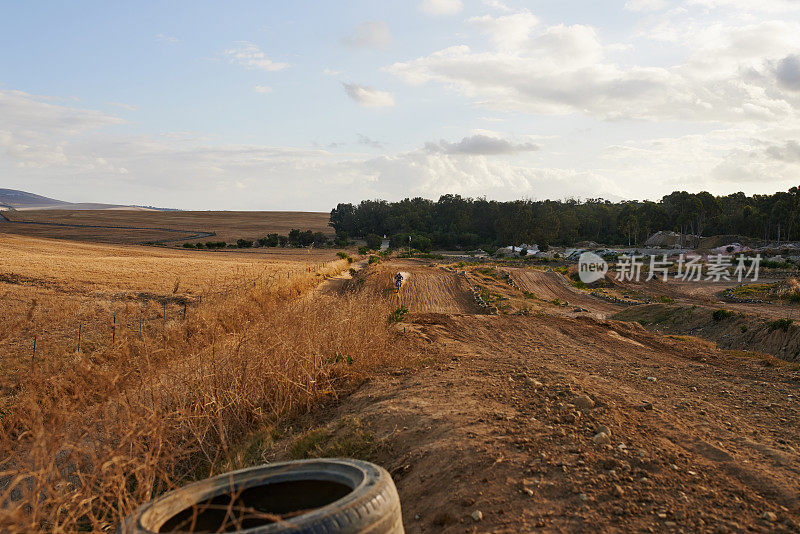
[
  {"left": 293, "top": 312, "right": 799, "bottom": 533},
  {"left": 274, "top": 260, "right": 800, "bottom": 533},
  {"left": 507, "top": 267, "right": 624, "bottom": 317}
]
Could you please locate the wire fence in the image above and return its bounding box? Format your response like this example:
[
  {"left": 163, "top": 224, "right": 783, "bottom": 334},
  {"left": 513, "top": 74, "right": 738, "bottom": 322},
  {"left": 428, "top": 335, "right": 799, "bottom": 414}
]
[{"left": 0, "top": 259, "right": 346, "bottom": 366}]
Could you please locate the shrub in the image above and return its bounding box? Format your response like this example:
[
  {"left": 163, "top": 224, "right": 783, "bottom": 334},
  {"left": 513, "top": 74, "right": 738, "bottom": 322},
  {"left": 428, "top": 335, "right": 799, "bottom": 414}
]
[
  {"left": 768, "top": 318, "right": 794, "bottom": 332},
  {"left": 411, "top": 235, "right": 432, "bottom": 253},
  {"left": 337, "top": 251, "right": 349, "bottom": 260},
  {"left": 349, "top": 268, "right": 357, "bottom": 277},
  {"left": 257, "top": 234, "right": 280, "bottom": 248},
  {"left": 358, "top": 246, "right": 369, "bottom": 255},
  {"left": 334, "top": 231, "right": 350, "bottom": 248},
  {"left": 368, "top": 255, "right": 380, "bottom": 265},
  {"left": 313, "top": 232, "right": 329, "bottom": 247},
  {"left": 657, "top": 295, "right": 674, "bottom": 303},
  {"left": 365, "top": 234, "right": 383, "bottom": 250},
  {"left": 236, "top": 239, "right": 254, "bottom": 248},
  {"left": 740, "top": 325, "right": 748, "bottom": 333},
  {"left": 182, "top": 243, "right": 195, "bottom": 248},
  {"left": 288, "top": 229, "right": 314, "bottom": 247},
  {"left": 388, "top": 305, "right": 409, "bottom": 323},
  {"left": 205, "top": 241, "right": 227, "bottom": 249},
  {"left": 712, "top": 309, "right": 734, "bottom": 321}
]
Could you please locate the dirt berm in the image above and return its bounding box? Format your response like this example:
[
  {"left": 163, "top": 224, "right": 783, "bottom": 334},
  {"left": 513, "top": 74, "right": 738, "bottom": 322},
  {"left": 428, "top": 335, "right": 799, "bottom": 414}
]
[{"left": 614, "top": 304, "right": 800, "bottom": 363}]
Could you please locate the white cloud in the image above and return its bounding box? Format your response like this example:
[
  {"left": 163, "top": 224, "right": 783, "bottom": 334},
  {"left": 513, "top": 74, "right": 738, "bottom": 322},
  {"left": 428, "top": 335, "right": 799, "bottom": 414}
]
[
  {"left": 253, "top": 85, "right": 272, "bottom": 94},
  {"left": 686, "top": 0, "right": 800, "bottom": 13},
  {"left": 776, "top": 55, "right": 800, "bottom": 91},
  {"left": 419, "top": 0, "right": 463, "bottom": 16},
  {"left": 469, "top": 12, "right": 539, "bottom": 51},
  {"left": 0, "top": 89, "right": 125, "bottom": 136},
  {"left": 387, "top": 13, "right": 800, "bottom": 123},
  {"left": 482, "top": 0, "right": 513, "bottom": 13},
  {"left": 341, "top": 21, "right": 392, "bottom": 49},
  {"left": 156, "top": 33, "right": 179, "bottom": 43},
  {"left": 6, "top": 86, "right": 800, "bottom": 210},
  {"left": 424, "top": 134, "right": 538, "bottom": 155},
  {"left": 224, "top": 42, "right": 288, "bottom": 72},
  {"left": 342, "top": 83, "right": 395, "bottom": 108},
  {"left": 109, "top": 102, "right": 137, "bottom": 111},
  {"left": 624, "top": 0, "right": 668, "bottom": 12}
]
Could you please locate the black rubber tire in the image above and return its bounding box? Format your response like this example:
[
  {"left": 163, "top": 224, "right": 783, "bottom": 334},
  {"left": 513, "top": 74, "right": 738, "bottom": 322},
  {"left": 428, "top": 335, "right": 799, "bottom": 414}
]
[{"left": 119, "top": 458, "right": 403, "bottom": 533}]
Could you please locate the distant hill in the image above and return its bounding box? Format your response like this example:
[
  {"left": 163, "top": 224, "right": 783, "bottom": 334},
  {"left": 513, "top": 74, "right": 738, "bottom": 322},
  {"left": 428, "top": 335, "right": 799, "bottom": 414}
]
[{"left": 0, "top": 189, "right": 162, "bottom": 211}]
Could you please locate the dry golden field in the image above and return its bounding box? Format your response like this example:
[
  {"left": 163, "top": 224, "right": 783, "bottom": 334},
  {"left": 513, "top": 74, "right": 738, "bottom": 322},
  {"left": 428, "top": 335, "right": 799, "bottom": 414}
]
[
  {"left": 0, "top": 234, "right": 399, "bottom": 532},
  {"left": 0, "top": 210, "right": 332, "bottom": 244}
]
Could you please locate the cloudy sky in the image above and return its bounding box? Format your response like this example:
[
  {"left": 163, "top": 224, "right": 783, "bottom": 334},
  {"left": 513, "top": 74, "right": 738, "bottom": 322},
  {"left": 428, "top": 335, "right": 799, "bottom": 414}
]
[{"left": 2, "top": 0, "right": 800, "bottom": 211}]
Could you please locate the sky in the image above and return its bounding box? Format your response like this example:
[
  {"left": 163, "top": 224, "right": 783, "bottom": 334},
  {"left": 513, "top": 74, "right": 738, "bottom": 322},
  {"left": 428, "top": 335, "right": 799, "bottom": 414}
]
[{"left": 2, "top": 0, "right": 800, "bottom": 211}]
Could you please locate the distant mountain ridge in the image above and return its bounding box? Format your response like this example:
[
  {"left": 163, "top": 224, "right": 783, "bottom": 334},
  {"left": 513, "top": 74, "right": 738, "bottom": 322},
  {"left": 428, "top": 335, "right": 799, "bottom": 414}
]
[{"left": 0, "top": 189, "right": 167, "bottom": 211}]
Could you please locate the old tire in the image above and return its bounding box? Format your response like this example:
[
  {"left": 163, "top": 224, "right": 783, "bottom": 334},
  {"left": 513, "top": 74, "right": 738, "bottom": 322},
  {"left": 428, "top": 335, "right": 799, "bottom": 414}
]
[{"left": 119, "top": 458, "right": 403, "bottom": 533}]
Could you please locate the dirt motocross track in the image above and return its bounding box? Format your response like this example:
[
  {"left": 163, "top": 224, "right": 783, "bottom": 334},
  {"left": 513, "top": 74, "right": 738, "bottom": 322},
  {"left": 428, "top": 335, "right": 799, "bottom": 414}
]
[
  {"left": 373, "top": 260, "right": 477, "bottom": 314},
  {"left": 301, "top": 260, "right": 800, "bottom": 533},
  {"left": 506, "top": 267, "right": 624, "bottom": 317}
]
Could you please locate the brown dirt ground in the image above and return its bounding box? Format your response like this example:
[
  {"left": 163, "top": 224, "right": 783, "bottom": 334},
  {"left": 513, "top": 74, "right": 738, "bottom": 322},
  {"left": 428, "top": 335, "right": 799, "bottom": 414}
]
[
  {"left": 616, "top": 277, "right": 800, "bottom": 320},
  {"left": 368, "top": 260, "right": 478, "bottom": 314},
  {"left": 268, "top": 259, "right": 800, "bottom": 533},
  {"left": 506, "top": 267, "right": 624, "bottom": 317}
]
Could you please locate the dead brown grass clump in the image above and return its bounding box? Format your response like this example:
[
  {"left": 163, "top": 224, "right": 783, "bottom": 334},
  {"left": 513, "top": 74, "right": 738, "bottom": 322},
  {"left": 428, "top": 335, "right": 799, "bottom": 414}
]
[{"left": 0, "top": 248, "right": 397, "bottom": 532}]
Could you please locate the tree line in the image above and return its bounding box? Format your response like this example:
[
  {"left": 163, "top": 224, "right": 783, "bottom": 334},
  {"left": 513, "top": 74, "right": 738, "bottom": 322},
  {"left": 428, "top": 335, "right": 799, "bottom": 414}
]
[
  {"left": 329, "top": 188, "right": 800, "bottom": 250},
  {"left": 182, "top": 229, "right": 347, "bottom": 249}
]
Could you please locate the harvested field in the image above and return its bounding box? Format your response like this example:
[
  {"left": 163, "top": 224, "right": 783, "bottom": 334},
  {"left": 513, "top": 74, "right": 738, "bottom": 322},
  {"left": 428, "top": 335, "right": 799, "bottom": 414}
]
[{"left": 0, "top": 210, "right": 331, "bottom": 244}]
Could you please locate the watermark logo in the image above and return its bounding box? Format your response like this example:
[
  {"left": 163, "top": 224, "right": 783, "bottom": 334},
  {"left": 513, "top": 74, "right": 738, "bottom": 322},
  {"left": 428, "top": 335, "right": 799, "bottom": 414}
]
[
  {"left": 578, "top": 252, "right": 609, "bottom": 284},
  {"left": 614, "top": 254, "right": 760, "bottom": 283}
]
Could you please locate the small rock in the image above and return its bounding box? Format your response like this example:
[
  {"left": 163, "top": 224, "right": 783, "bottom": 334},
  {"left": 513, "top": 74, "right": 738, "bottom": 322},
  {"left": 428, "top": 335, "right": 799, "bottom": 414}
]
[
  {"left": 593, "top": 432, "right": 611, "bottom": 445},
  {"left": 525, "top": 377, "right": 544, "bottom": 388},
  {"left": 612, "top": 484, "right": 625, "bottom": 497},
  {"left": 596, "top": 425, "right": 612, "bottom": 436},
  {"left": 647, "top": 376, "right": 657, "bottom": 382},
  {"left": 578, "top": 493, "right": 590, "bottom": 502},
  {"left": 414, "top": 514, "right": 421, "bottom": 521},
  {"left": 471, "top": 510, "right": 483, "bottom": 522},
  {"left": 762, "top": 511, "right": 778, "bottom": 522},
  {"left": 574, "top": 395, "right": 595, "bottom": 410}
]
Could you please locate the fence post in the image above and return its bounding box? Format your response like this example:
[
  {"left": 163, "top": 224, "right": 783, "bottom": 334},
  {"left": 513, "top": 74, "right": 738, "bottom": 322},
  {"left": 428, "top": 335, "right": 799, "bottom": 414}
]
[
  {"left": 32, "top": 336, "right": 36, "bottom": 362},
  {"left": 183, "top": 303, "right": 187, "bottom": 320},
  {"left": 77, "top": 324, "right": 82, "bottom": 353},
  {"left": 112, "top": 315, "right": 116, "bottom": 345}
]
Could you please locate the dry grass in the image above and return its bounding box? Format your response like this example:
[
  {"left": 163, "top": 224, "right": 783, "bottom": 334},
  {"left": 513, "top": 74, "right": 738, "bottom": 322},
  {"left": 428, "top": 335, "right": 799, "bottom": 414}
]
[
  {"left": 2, "top": 210, "right": 331, "bottom": 244},
  {"left": 0, "top": 236, "right": 399, "bottom": 532}
]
